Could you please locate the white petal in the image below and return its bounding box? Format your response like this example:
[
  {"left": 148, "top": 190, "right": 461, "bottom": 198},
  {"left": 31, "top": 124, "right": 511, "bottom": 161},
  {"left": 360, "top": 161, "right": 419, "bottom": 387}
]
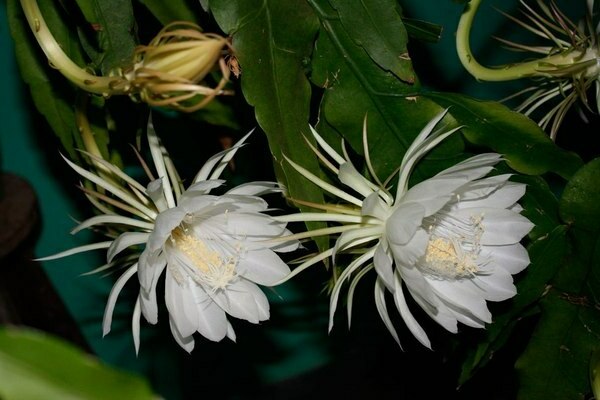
[
  {"left": 393, "top": 271, "right": 431, "bottom": 349},
  {"left": 374, "top": 277, "right": 402, "bottom": 347},
  {"left": 107, "top": 232, "right": 150, "bottom": 262},
  {"left": 426, "top": 279, "right": 492, "bottom": 323},
  {"left": 138, "top": 249, "right": 166, "bottom": 292},
  {"left": 452, "top": 174, "right": 511, "bottom": 202},
  {"left": 362, "top": 192, "right": 390, "bottom": 220},
  {"left": 390, "top": 228, "right": 428, "bottom": 266},
  {"left": 470, "top": 208, "right": 534, "bottom": 245},
  {"left": 437, "top": 153, "right": 502, "bottom": 179},
  {"left": 407, "top": 288, "right": 458, "bottom": 333},
  {"left": 103, "top": 264, "right": 138, "bottom": 336},
  {"left": 338, "top": 162, "right": 377, "bottom": 198},
  {"left": 212, "top": 280, "right": 260, "bottom": 323},
  {"left": 190, "top": 285, "right": 228, "bottom": 341},
  {"left": 373, "top": 243, "right": 394, "bottom": 291},
  {"left": 474, "top": 268, "right": 517, "bottom": 301},
  {"left": 226, "top": 181, "right": 281, "bottom": 196},
  {"left": 165, "top": 270, "right": 197, "bottom": 338},
  {"left": 169, "top": 315, "right": 195, "bottom": 353},
  {"left": 483, "top": 243, "right": 530, "bottom": 274},
  {"left": 401, "top": 177, "right": 465, "bottom": 216},
  {"left": 387, "top": 202, "right": 425, "bottom": 245},
  {"left": 238, "top": 249, "right": 291, "bottom": 285},
  {"left": 457, "top": 181, "right": 526, "bottom": 210},
  {"left": 397, "top": 263, "right": 438, "bottom": 310},
  {"left": 71, "top": 214, "right": 154, "bottom": 235},
  {"left": 224, "top": 213, "right": 286, "bottom": 238},
  {"left": 185, "top": 180, "right": 225, "bottom": 194},
  {"left": 147, "top": 208, "right": 185, "bottom": 252},
  {"left": 132, "top": 297, "right": 142, "bottom": 354},
  {"left": 226, "top": 321, "right": 237, "bottom": 342}
]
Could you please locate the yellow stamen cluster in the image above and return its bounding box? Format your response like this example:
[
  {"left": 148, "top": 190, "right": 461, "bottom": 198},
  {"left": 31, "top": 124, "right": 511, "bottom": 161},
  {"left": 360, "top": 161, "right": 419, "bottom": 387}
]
[{"left": 170, "top": 227, "right": 237, "bottom": 290}]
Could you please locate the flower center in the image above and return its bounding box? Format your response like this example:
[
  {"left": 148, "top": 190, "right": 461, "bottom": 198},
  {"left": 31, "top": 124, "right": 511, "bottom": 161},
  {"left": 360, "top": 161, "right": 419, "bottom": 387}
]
[
  {"left": 170, "top": 226, "right": 238, "bottom": 291},
  {"left": 419, "top": 213, "right": 484, "bottom": 280}
]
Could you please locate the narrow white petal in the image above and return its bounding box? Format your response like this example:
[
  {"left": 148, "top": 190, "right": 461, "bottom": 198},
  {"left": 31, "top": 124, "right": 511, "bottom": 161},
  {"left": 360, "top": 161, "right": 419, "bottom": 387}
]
[
  {"left": 107, "top": 232, "right": 150, "bottom": 262},
  {"left": 209, "top": 130, "right": 253, "bottom": 180},
  {"left": 226, "top": 181, "right": 281, "bottom": 196},
  {"left": 132, "top": 296, "right": 142, "bottom": 355},
  {"left": 71, "top": 215, "right": 154, "bottom": 235},
  {"left": 407, "top": 288, "right": 458, "bottom": 333},
  {"left": 309, "top": 125, "right": 346, "bottom": 165},
  {"left": 329, "top": 247, "right": 377, "bottom": 332},
  {"left": 61, "top": 154, "right": 157, "bottom": 219},
  {"left": 103, "top": 263, "right": 138, "bottom": 336},
  {"left": 393, "top": 271, "right": 431, "bottom": 349},
  {"left": 185, "top": 180, "right": 225, "bottom": 194},
  {"left": 285, "top": 155, "right": 363, "bottom": 206},
  {"left": 35, "top": 241, "right": 112, "bottom": 261},
  {"left": 226, "top": 321, "right": 237, "bottom": 342},
  {"left": 338, "top": 162, "right": 378, "bottom": 198},
  {"left": 374, "top": 277, "right": 402, "bottom": 347},
  {"left": 362, "top": 192, "right": 391, "bottom": 220},
  {"left": 147, "top": 116, "right": 176, "bottom": 209},
  {"left": 347, "top": 264, "right": 374, "bottom": 329}
]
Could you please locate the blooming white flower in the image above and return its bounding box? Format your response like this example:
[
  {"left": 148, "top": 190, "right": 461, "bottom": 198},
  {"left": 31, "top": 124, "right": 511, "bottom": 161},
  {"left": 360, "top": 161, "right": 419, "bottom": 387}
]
[
  {"left": 40, "top": 119, "right": 298, "bottom": 353},
  {"left": 278, "top": 110, "right": 534, "bottom": 348}
]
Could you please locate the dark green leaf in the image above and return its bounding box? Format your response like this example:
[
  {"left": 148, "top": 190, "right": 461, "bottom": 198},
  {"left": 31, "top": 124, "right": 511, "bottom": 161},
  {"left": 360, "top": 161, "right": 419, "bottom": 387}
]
[
  {"left": 458, "top": 224, "right": 568, "bottom": 384},
  {"left": 425, "top": 92, "right": 584, "bottom": 180},
  {"left": 0, "top": 327, "right": 156, "bottom": 400},
  {"left": 513, "top": 174, "right": 562, "bottom": 241},
  {"left": 136, "top": 0, "right": 200, "bottom": 26},
  {"left": 210, "top": 0, "right": 325, "bottom": 212},
  {"left": 72, "top": 0, "right": 137, "bottom": 75},
  {"left": 329, "top": 0, "right": 416, "bottom": 83},
  {"left": 559, "top": 158, "right": 600, "bottom": 234},
  {"left": 402, "top": 17, "right": 443, "bottom": 43},
  {"left": 6, "top": 0, "right": 86, "bottom": 158},
  {"left": 310, "top": 0, "right": 465, "bottom": 184}
]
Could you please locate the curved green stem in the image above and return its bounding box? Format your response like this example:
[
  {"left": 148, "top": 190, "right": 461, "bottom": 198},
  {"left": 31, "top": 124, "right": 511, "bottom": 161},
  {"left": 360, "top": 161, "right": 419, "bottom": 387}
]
[
  {"left": 19, "top": 0, "right": 122, "bottom": 94},
  {"left": 456, "top": 0, "right": 582, "bottom": 81}
]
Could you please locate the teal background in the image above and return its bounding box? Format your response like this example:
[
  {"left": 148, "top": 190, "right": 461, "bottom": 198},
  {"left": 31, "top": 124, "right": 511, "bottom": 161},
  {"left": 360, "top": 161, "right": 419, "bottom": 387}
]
[{"left": 1, "top": 0, "right": 578, "bottom": 398}]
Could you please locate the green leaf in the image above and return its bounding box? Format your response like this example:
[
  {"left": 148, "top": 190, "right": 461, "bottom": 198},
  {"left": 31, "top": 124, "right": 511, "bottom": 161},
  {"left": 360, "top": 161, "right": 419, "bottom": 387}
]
[
  {"left": 328, "top": 0, "right": 416, "bottom": 83},
  {"left": 514, "top": 174, "right": 562, "bottom": 241},
  {"left": 6, "top": 0, "right": 85, "bottom": 158},
  {"left": 72, "top": 0, "right": 138, "bottom": 75},
  {"left": 0, "top": 327, "right": 156, "bottom": 400},
  {"left": 425, "top": 92, "right": 584, "bottom": 180},
  {"left": 515, "top": 165, "right": 600, "bottom": 399},
  {"left": 401, "top": 17, "right": 443, "bottom": 43},
  {"left": 309, "top": 0, "right": 465, "bottom": 184},
  {"left": 136, "top": 0, "right": 201, "bottom": 26},
  {"left": 559, "top": 158, "right": 600, "bottom": 235},
  {"left": 458, "top": 224, "right": 568, "bottom": 384},
  {"left": 210, "top": 0, "right": 325, "bottom": 212}
]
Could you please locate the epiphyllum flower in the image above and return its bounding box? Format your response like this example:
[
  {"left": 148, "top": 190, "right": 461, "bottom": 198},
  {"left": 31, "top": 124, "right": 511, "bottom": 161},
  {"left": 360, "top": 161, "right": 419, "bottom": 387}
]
[
  {"left": 40, "top": 121, "right": 298, "bottom": 353},
  {"left": 278, "top": 110, "right": 534, "bottom": 348}
]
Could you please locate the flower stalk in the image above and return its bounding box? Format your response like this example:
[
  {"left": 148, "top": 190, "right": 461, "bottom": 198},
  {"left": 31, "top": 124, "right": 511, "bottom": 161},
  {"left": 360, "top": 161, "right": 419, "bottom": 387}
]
[
  {"left": 456, "top": 0, "right": 600, "bottom": 138},
  {"left": 19, "top": 0, "right": 234, "bottom": 111}
]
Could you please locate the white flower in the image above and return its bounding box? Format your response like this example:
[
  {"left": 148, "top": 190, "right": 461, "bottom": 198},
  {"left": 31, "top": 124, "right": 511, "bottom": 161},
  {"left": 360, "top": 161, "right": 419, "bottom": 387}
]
[
  {"left": 40, "top": 118, "right": 298, "bottom": 353},
  {"left": 279, "top": 109, "right": 534, "bottom": 349}
]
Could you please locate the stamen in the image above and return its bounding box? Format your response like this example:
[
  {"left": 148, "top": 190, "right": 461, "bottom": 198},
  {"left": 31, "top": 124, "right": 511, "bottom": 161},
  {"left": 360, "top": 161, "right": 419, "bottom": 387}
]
[
  {"left": 419, "top": 212, "right": 485, "bottom": 280},
  {"left": 169, "top": 227, "right": 239, "bottom": 291}
]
